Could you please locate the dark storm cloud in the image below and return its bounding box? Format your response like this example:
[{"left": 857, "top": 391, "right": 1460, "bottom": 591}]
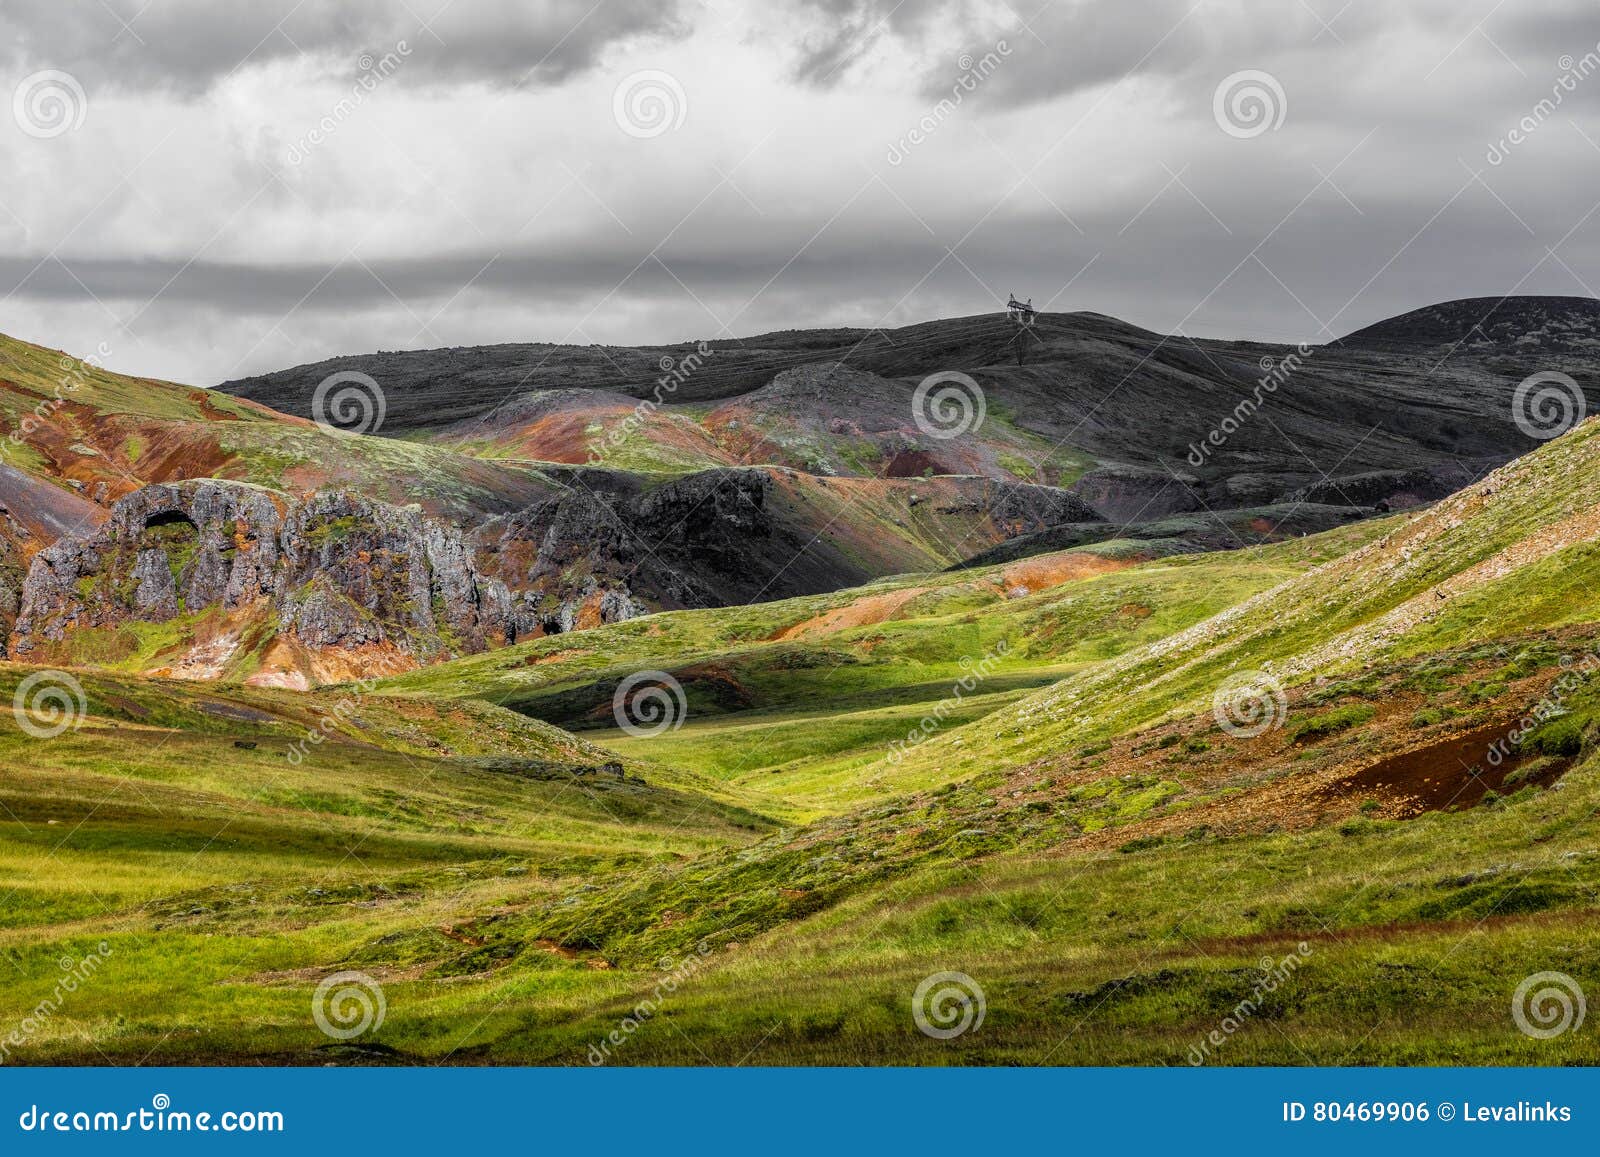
[
  {"left": 783, "top": 0, "right": 1376, "bottom": 111},
  {"left": 0, "top": 0, "right": 686, "bottom": 93},
  {"left": 3, "top": 0, "right": 1600, "bottom": 387},
  {"left": 8, "top": 183, "right": 1589, "bottom": 347},
  {"left": 937, "top": 0, "right": 1207, "bottom": 110},
  {"left": 0, "top": 242, "right": 977, "bottom": 318},
  {"left": 788, "top": 0, "right": 947, "bottom": 86}
]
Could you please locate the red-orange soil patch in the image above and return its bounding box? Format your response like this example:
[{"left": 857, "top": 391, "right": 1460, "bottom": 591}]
[
  {"left": 775, "top": 586, "right": 930, "bottom": 640},
  {"left": 997, "top": 552, "right": 1131, "bottom": 595}
]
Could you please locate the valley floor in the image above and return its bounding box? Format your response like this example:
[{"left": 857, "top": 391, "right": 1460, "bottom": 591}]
[{"left": 4, "top": 715, "right": 1600, "bottom": 1065}]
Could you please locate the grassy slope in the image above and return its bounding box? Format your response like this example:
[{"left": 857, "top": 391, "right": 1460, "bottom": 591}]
[
  {"left": 444, "top": 384, "right": 1102, "bottom": 489},
  {"left": 0, "top": 332, "right": 553, "bottom": 519},
  {"left": 0, "top": 665, "right": 781, "bottom": 1062},
  {"left": 876, "top": 416, "right": 1600, "bottom": 790},
  {"left": 8, "top": 638, "right": 1598, "bottom": 1064},
  {"left": 516, "top": 753, "right": 1600, "bottom": 1065},
  {"left": 6, "top": 421, "right": 1600, "bottom": 1063},
  {"left": 323, "top": 421, "right": 1600, "bottom": 1063},
  {"left": 383, "top": 520, "right": 1390, "bottom": 814}
]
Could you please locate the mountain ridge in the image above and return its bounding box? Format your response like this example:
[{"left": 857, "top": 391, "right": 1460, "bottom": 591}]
[{"left": 215, "top": 296, "right": 1598, "bottom": 519}]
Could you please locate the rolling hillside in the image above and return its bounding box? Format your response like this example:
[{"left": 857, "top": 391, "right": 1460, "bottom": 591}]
[
  {"left": 6, "top": 410, "right": 1600, "bottom": 1062},
  {"left": 0, "top": 332, "right": 559, "bottom": 524},
  {"left": 1339, "top": 295, "right": 1600, "bottom": 353},
  {"left": 3, "top": 298, "right": 1599, "bottom": 1066},
  {"left": 0, "top": 330, "right": 1118, "bottom": 676},
  {"left": 217, "top": 298, "right": 1598, "bottom": 516}
]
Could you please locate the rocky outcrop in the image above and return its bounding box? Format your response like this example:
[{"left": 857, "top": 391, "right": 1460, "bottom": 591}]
[
  {"left": 963, "top": 481, "right": 1101, "bottom": 531},
  {"left": 1274, "top": 463, "right": 1491, "bottom": 511},
  {"left": 480, "top": 467, "right": 1110, "bottom": 616},
  {"left": 0, "top": 538, "right": 21, "bottom": 656},
  {"left": 9, "top": 480, "right": 529, "bottom": 667},
  {"left": 8, "top": 470, "right": 799, "bottom": 673},
  {"left": 475, "top": 468, "right": 771, "bottom": 615},
  {"left": 1071, "top": 465, "right": 1202, "bottom": 522},
  {"left": 5, "top": 464, "right": 1124, "bottom": 677},
  {"left": 273, "top": 490, "right": 507, "bottom": 655},
  {"left": 14, "top": 481, "right": 287, "bottom": 641},
  {"left": 0, "top": 463, "right": 109, "bottom": 651}
]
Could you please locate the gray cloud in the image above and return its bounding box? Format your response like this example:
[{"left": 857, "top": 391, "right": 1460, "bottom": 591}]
[
  {"left": 0, "top": 0, "right": 686, "bottom": 93},
  {"left": 9, "top": 172, "right": 1593, "bottom": 348},
  {"left": 783, "top": 0, "right": 1229, "bottom": 107},
  {"left": 787, "top": 0, "right": 948, "bottom": 87},
  {"left": 784, "top": 0, "right": 1568, "bottom": 121}
]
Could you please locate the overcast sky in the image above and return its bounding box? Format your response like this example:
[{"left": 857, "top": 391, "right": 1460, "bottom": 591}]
[{"left": 1, "top": 0, "right": 1598, "bottom": 385}]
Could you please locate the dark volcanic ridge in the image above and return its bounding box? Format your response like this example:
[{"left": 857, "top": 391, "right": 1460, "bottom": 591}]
[
  {"left": 215, "top": 295, "right": 1600, "bottom": 520},
  {"left": 1337, "top": 295, "right": 1600, "bottom": 353}
]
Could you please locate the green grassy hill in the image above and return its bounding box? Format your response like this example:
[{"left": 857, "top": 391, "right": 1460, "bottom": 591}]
[
  {"left": 883, "top": 415, "right": 1600, "bottom": 790},
  {"left": 383, "top": 518, "right": 1390, "bottom": 814},
  {"left": 0, "top": 332, "right": 556, "bottom": 522},
  {"left": 4, "top": 411, "right": 1600, "bottom": 1065}
]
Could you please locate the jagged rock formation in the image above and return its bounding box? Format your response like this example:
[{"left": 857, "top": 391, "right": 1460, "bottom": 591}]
[
  {"left": 8, "top": 479, "right": 633, "bottom": 683},
  {"left": 476, "top": 469, "right": 771, "bottom": 614},
  {"left": 478, "top": 467, "right": 1103, "bottom": 614},
  {"left": 0, "top": 539, "right": 21, "bottom": 656},
  {"left": 3, "top": 465, "right": 1110, "bottom": 681},
  {"left": 1275, "top": 463, "right": 1492, "bottom": 510},
  {"left": 1068, "top": 465, "right": 1201, "bottom": 523}
]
